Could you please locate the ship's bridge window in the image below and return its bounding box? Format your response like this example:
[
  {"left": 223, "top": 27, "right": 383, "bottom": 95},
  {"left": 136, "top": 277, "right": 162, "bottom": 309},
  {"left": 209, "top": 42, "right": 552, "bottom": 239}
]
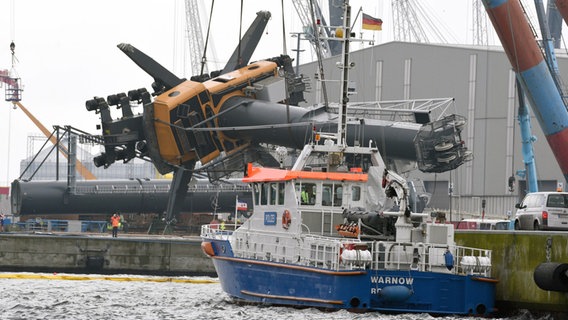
[
  {"left": 261, "top": 183, "right": 269, "bottom": 205},
  {"left": 322, "top": 183, "right": 342, "bottom": 207},
  {"left": 269, "top": 183, "right": 277, "bottom": 205},
  {"left": 296, "top": 182, "right": 316, "bottom": 205},
  {"left": 352, "top": 185, "right": 361, "bottom": 201},
  {"left": 334, "top": 185, "right": 343, "bottom": 207},
  {"left": 278, "top": 182, "right": 285, "bottom": 205},
  {"left": 253, "top": 183, "right": 260, "bottom": 205}
]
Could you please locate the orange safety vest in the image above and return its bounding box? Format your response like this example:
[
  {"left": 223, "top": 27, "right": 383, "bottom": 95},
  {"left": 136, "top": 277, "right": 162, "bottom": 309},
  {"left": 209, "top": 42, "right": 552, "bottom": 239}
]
[{"left": 111, "top": 215, "right": 121, "bottom": 228}]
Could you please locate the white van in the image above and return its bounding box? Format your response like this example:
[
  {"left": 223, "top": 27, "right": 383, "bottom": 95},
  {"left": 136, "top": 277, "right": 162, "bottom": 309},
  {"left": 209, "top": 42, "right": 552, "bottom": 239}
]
[{"left": 514, "top": 192, "right": 568, "bottom": 230}]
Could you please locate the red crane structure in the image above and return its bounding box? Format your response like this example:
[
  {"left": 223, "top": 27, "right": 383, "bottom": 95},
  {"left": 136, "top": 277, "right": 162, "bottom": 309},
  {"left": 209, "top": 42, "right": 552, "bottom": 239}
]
[{"left": 1, "top": 42, "right": 22, "bottom": 102}]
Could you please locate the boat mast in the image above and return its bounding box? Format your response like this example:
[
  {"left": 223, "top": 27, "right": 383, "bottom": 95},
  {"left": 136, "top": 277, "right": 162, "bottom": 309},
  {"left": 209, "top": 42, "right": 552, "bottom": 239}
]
[{"left": 337, "top": 0, "right": 351, "bottom": 147}]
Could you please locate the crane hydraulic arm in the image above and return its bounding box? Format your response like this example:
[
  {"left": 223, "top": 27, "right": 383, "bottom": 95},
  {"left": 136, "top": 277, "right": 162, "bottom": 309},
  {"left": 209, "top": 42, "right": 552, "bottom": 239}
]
[{"left": 483, "top": 0, "right": 568, "bottom": 183}]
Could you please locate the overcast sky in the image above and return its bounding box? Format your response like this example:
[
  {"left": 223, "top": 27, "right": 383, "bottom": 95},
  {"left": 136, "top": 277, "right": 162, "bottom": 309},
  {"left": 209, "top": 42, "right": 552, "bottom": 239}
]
[{"left": 0, "top": 0, "right": 545, "bottom": 186}]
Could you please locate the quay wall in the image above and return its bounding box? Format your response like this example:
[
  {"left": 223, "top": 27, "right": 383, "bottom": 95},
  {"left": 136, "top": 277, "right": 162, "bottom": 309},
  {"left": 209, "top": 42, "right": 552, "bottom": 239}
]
[
  {"left": 455, "top": 231, "right": 568, "bottom": 314},
  {"left": 0, "top": 233, "right": 215, "bottom": 276}
]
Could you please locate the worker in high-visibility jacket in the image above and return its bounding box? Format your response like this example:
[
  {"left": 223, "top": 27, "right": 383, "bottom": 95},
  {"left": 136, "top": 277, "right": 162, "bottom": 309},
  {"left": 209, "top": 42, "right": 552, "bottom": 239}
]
[{"left": 110, "top": 213, "right": 121, "bottom": 238}]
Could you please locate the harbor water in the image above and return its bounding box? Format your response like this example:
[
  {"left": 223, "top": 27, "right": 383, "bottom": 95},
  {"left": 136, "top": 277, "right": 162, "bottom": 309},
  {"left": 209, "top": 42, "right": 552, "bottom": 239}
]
[{"left": 0, "top": 273, "right": 552, "bottom": 320}]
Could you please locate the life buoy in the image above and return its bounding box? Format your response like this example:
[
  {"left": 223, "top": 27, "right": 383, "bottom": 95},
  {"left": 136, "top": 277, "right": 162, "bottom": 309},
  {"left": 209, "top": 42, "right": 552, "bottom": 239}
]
[{"left": 282, "top": 210, "right": 291, "bottom": 229}]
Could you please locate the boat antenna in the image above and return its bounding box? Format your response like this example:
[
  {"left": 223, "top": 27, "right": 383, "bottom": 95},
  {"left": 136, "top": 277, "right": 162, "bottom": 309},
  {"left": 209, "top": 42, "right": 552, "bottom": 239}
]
[
  {"left": 237, "top": 0, "right": 244, "bottom": 68},
  {"left": 309, "top": 0, "right": 329, "bottom": 109},
  {"left": 337, "top": 0, "right": 352, "bottom": 147}
]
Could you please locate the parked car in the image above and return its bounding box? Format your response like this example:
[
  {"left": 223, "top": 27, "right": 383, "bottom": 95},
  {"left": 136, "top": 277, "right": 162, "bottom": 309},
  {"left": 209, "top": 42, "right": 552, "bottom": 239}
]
[
  {"left": 514, "top": 192, "right": 568, "bottom": 230},
  {"left": 454, "top": 219, "right": 513, "bottom": 230}
]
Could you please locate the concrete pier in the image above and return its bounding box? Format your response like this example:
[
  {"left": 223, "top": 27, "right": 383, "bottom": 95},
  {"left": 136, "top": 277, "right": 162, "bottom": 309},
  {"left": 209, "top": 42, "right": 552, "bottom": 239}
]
[
  {"left": 455, "top": 230, "right": 568, "bottom": 314},
  {"left": 0, "top": 233, "right": 215, "bottom": 276}
]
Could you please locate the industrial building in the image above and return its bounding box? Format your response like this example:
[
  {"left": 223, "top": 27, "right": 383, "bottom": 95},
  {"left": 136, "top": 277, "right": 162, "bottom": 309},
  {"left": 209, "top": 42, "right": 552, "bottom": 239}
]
[{"left": 299, "top": 41, "right": 566, "bottom": 219}]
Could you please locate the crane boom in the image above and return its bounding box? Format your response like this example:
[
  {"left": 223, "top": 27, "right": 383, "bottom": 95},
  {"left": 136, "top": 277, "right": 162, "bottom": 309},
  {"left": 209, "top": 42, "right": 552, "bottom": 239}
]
[
  {"left": 483, "top": 0, "right": 568, "bottom": 183},
  {"left": 185, "top": 0, "right": 207, "bottom": 75}
]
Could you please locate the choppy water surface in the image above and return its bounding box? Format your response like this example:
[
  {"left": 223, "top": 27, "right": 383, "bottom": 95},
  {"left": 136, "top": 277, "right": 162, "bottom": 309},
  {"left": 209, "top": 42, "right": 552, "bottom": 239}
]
[{"left": 0, "top": 273, "right": 553, "bottom": 320}]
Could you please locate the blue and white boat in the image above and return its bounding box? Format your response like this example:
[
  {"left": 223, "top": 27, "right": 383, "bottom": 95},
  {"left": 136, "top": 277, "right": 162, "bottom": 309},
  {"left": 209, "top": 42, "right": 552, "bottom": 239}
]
[
  {"left": 201, "top": 1, "right": 496, "bottom": 315},
  {"left": 201, "top": 140, "right": 496, "bottom": 315}
]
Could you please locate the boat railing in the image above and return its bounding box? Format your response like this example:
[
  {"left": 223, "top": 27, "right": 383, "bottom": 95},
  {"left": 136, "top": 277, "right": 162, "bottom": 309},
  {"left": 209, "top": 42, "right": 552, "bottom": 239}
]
[
  {"left": 369, "top": 241, "right": 492, "bottom": 277},
  {"left": 211, "top": 226, "right": 355, "bottom": 271},
  {"left": 301, "top": 235, "right": 360, "bottom": 270},
  {"left": 453, "top": 245, "right": 492, "bottom": 277},
  {"left": 201, "top": 224, "right": 233, "bottom": 241},
  {"left": 202, "top": 224, "right": 492, "bottom": 276}
]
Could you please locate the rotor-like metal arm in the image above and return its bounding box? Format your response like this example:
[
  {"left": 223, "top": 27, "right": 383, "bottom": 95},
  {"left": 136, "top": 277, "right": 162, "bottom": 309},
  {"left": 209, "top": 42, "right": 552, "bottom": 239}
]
[
  {"left": 221, "top": 11, "right": 271, "bottom": 73},
  {"left": 117, "top": 43, "right": 185, "bottom": 93}
]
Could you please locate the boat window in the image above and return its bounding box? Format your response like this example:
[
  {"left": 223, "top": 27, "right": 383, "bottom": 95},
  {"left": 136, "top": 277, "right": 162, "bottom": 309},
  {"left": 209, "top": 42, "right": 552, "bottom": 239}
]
[
  {"left": 322, "top": 184, "right": 332, "bottom": 206},
  {"left": 253, "top": 183, "right": 260, "bottom": 205},
  {"left": 278, "top": 183, "right": 285, "bottom": 205},
  {"left": 270, "top": 183, "right": 277, "bottom": 205},
  {"left": 352, "top": 186, "right": 361, "bottom": 201},
  {"left": 261, "top": 183, "right": 269, "bottom": 205},
  {"left": 300, "top": 183, "right": 316, "bottom": 205},
  {"left": 334, "top": 185, "right": 343, "bottom": 207}
]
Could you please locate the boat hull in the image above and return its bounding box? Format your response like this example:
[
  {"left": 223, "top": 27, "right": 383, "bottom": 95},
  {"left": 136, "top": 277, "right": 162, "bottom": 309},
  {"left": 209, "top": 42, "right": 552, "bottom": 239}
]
[{"left": 205, "top": 239, "right": 496, "bottom": 315}]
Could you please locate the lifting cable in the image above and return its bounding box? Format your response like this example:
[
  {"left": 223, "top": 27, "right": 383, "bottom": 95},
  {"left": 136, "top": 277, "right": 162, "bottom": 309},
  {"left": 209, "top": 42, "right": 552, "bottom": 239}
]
[
  {"left": 5, "top": 0, "right": 17, "bottom": 184},
  {"left": 237, "top": 0, "right": 244, "bottom": 68},
  {"left": 200, "top": 0, "right": 215, "bottom": 76},
  {"left": 504, "top": 1, "right": 521, "bottom": 74},
  {"left": 281, "top": 0, "right": 287, "bottom": 54}
]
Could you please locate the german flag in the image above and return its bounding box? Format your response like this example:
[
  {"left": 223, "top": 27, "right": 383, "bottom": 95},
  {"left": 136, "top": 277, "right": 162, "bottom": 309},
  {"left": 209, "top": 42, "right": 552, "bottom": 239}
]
[{"left": 362, "top": 13, "right": 382, "bottom": 31}]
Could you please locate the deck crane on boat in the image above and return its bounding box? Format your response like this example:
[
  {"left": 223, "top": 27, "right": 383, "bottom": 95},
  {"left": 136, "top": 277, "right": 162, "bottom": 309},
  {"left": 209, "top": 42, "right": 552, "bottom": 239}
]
[{"left": 85, "top": 7, "right": 472, "bottom": 230}]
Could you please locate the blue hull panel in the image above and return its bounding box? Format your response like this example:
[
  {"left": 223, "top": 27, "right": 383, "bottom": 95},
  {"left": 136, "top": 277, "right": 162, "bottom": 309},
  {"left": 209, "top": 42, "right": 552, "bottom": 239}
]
[{"left": 208, "top": 240, "right": 495, "bottom": 315}]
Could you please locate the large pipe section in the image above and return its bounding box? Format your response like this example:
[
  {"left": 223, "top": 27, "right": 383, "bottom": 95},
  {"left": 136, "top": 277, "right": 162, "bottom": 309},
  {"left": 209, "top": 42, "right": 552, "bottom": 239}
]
[
  {"left": 11, "top": 179, "right": 251, "bottom": 215},
  {"left": 218, "top": 97, "right": 422, "bottom": 161},
  {"left": 483, "top": 0, "right": 568, "bottom": 182}
]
